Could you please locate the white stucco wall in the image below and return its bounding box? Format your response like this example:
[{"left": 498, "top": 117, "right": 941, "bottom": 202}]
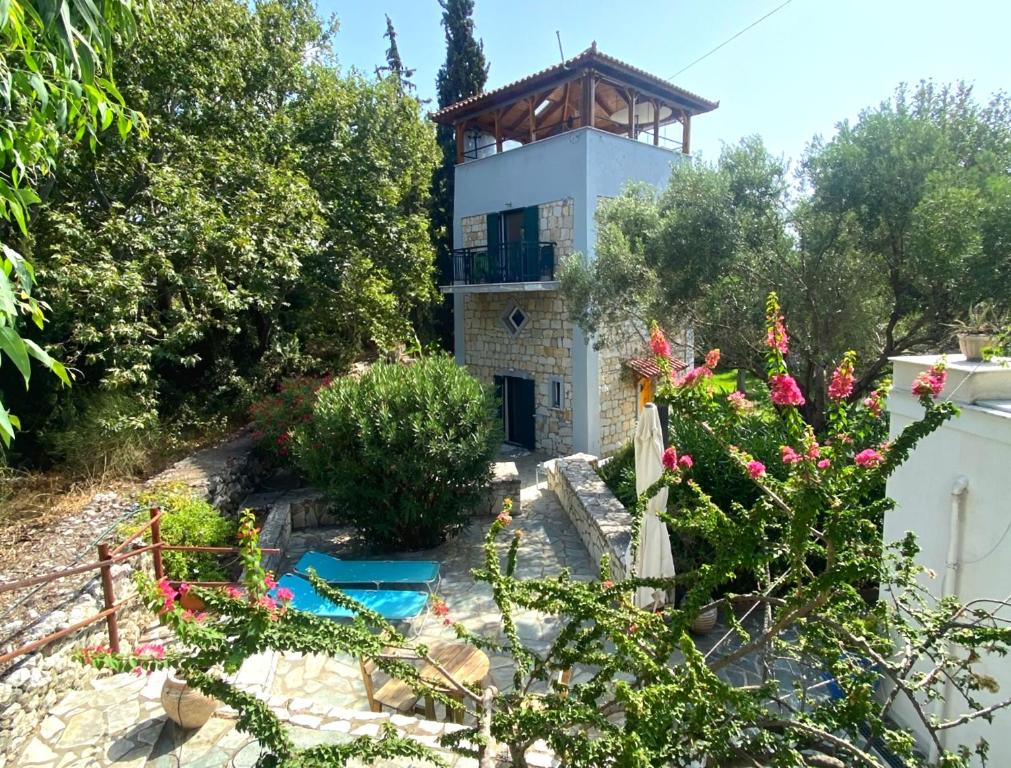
[
  {"left": 452, "top": 127, "right": 683, "bottom": 454},
  {"left": 884, "top": 355, "right": 1011, "bottom": 764}
]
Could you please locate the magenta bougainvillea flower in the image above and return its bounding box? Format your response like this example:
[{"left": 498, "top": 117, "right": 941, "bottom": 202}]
[
  {"left": 769, "top": 374, "right": 805, "bottom": 407},
  {"left": 780, "top": 446, "right": 803, "bottom": 464},
  {"left": 854, "top": 448, "right": 884, "bottom": 468},
  {"left": 828, "top": 358, "right": 855, "bottom": 400},
  {"left": 678, "top": 454, "right": 694, "bottom": 469},
  {"left": 662, "top": 447, "right": 678, "bottom": 470},
  {"left": 705, "top": 348, "right": 721, "bottom": 369},
  {"left": 766, "top": 315, "right": 789, "bottom": 354},
  {"left": 912, "top": 363, "right": 947, "bottom": 399},
  {"left": 650, "top": 325, "right": 671, "bottom": 358},
  {"left": 747, "top": 460, "right": 766, "bottom": 478},
  {"left": 727, "top": 391, "right": 754, "bottom": 413}
]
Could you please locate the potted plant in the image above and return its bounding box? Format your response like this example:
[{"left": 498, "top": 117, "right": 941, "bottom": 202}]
[{"left": 952, "top": 302, "right": 1008, "bottom": 361}]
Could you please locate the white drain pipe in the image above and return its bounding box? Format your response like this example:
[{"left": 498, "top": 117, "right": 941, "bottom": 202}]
[{"left": 934, "top": 475, "right": 970, "bottom": 763}]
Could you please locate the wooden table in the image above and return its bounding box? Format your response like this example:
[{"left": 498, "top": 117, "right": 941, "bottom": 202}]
[{"left": 417, "top": 641, "right": 490, "bottom": 723}]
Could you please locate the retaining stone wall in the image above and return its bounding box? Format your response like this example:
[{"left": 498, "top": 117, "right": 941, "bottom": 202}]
[
  {"left": 545, "top": 454, "right": 630, "bottom": 579},
  {"left": 0, "top": 430, "right": 265, "bottom": 765},
  {"left": 475, "top": 462, "right": 520, "bottom": 518}
]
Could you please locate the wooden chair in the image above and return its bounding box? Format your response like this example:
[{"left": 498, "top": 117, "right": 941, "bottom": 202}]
[{"left": 359, "top": 658, "right": 428, "bottom": 716}]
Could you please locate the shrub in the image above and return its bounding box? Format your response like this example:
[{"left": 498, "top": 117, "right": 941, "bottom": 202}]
[
  {"left": 132, "top": 486, "right": 236, "bottom": 581},
  {"left": 294, "top": 356, "right": 499, "bottom": 551},
  {"left": 249, "top": 376, "right": 330, "bottom": 463}
]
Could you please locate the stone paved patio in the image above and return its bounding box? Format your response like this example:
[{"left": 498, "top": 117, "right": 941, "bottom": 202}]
[{"left": 9, "top": 448, "right": 832, "bottom": 767}]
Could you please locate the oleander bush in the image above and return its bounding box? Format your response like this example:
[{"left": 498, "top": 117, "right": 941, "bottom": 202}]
[
  {"left": 294, "top": 355, "right": 499, "bottom": 551},
  {"left": 249, "top": 375, "right": 331, "bottom": 464}
]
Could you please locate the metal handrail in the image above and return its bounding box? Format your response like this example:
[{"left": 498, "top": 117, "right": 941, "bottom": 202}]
[{"left": 452, "top": 240, "right": 556, "bottom": 285}]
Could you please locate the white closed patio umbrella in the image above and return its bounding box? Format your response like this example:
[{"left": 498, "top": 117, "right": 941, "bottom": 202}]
[{"left": 627, "top": 403, "right": 676, "bottom": 609}]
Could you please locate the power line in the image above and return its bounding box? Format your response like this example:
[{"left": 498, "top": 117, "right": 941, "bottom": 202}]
[{"left": 669, "top": 0, "right": 794, "bottom": 81}]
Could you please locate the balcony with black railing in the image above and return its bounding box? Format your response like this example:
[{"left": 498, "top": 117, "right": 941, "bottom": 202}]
[{"left": 449, "top": 241, "right": 557, "bottom": 288}]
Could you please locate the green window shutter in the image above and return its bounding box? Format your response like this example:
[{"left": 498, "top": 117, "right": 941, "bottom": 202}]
[
  {"left": 486, "top": 212, "right": 500, "bottom": 254},
  {"left": 522, "top": 205, "right": 540, "bottom": 247}
]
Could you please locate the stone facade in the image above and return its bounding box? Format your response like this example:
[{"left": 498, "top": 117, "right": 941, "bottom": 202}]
[
  {"left": 598, "top": 324, "right": 646, "bottom": 458},
  {"left": 545, "top": 454, "right": 631, "bottom": 579},
  {"left": 460, "top": 197, "right": 574, "bottom": 259},
  {"left": 463, "top": 291, "right": 574, "bottom": 456}
]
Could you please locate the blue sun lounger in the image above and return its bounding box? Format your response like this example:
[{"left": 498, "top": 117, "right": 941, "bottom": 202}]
[
  {"left": 274, "top": 573, "right": 429, "bottom": 622},
  {"left": 293, "top": 551, "right": 440, "bottom": 591}
]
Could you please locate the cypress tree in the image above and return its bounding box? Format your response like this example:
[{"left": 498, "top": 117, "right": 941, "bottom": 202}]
[
  {"left": 431, "top": 0, "right": 488, "bottom": 349},
  {"left": 382, "top": 15, "right": 415, "bottom": 91}
]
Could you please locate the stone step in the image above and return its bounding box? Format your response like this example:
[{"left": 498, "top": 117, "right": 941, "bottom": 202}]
[{"left": 17, "top": 670, "right": 169, "bottom": 768}]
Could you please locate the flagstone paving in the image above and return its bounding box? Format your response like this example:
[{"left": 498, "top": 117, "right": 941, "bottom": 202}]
[{"left": 9, "top": 449, "right": 828, "bottom": 767}]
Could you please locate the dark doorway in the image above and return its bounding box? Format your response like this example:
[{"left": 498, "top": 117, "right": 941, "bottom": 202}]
[{"left": 494, "top": 375, "right": 536, "bottom": 450}]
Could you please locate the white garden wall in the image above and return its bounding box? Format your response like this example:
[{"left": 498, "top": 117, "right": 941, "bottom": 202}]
[{"left": 884, "top": 355, "right": 1011, "bottom": 764}]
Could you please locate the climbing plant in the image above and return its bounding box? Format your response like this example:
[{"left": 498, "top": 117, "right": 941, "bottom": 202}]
[{"left": 81, "top": 296, "right": 1011, "bottom": 767}]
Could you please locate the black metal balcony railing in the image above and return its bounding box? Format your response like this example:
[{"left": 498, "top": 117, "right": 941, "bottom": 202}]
[{"left": 452, "top": 241, "right": 556, "bottom": 285}]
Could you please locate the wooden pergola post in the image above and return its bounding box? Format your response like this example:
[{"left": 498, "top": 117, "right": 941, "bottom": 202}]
[
  {"left": 494, "top": 109, "right": 503, "bottom": 153},
  {"left": 627, "top": 90, "right": 637, "bottom": 139},
  {"left": 455, "top": 122, "right": 465, "bottom": 164},
  {"left": 528, "top": 97, "right": 537, "bottom": 143},
  {"left": 653, "top": 99, "right": 661, "bottom": 146},
  {"left": 581, "top": 71, "right": 596, "bottom": 129},
  {"left": 682, "top": 112, "right": 691, "bottom": 154}
]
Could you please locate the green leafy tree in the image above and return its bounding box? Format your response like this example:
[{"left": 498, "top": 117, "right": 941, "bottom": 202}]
[
  {"left": 431, "top": 0, "right": 487, "bottom": 347},
  {"left": 0, "top": 0, "right": 149, "bottom": 444},
  {"left": 562, "top": 82, "right": 1011, "bottom": 426},
  {"left": 6, "top": 0, "right": 438, "bottom": 468}
]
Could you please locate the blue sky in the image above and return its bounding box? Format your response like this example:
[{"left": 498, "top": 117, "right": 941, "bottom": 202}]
[{"left": 317, "top": 0, "right": 1009, "bottom": 165}]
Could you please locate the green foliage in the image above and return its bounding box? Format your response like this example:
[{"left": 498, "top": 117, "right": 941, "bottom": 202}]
[
  {"left": 5, "top": 0, "right": 439, "bottom": 469},
  {"left": 249, "top": 376, "right": 330, "bottom": 464},
  {"left": 294, "top": 356, "right": 498, "bottom": 551},
  {"left": 562, "top": 82, "right": 1011, "bottom": 428},
  {"left": 0, "top": 0, "right": 149, "bottom": 444},
  {"left": 133, "top": 486, "right": 235, "bottom": 581}
]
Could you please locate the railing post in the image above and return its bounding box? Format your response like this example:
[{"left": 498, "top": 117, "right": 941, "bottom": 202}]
[
  {"left": 97, "top": 543, "right": 120, "bottom": 653},
  {"left": 150, "top": 506, "right": 164, "bottom": 581}
]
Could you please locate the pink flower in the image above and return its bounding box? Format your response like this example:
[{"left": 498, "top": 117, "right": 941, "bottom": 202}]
[
  {"left": 854, "top": 448, "right": 884, "bottom": 468},
  {"left": 134, "top": 643, "right": 166, "bottom": 659},
  {"left": 275, "top": 587, "right": 294, "bottom": 603},
  {"left": 678, "top": 454, "right": 694, "bottom": 470},
  {"left": 746, "top": 460, "right": 766, "bottom": 479},
  {"left": 817, "top": 458, "right": 831, "bottom": 469},
  {"left": 178, "top": 582, "right": 191, "bottom": 596},
  {"left": 650, "top": 325, "right": 671, "bottom": 359},
  {"left": 828, "top": 359, "right": 855, "bottom": 400},
  {"left": 705, "top": 348, "right": 721, "bottom": 369},
  {"left": 264, "top": 573, "right": 277, "bottom": 590},
  {"left": 780, "top": 446, "right": 803, "bottom": 464},
  {"left": 496, "top": 511, "right": 513, "bottom": 525},
  {"left": 224, "top": 586, "right": 242, "bottom": 599},
  {"left": 678, "top": 366, "right": 711, "bottom": 388},
  {"left": 766, "top": 316, "right": 789, "bottom": 354},
  {"left": 662, "top": 447, "right": 678, "bottom": 470},
  {"left": 863, "top": 390, "right": 883, "bottom": 418},
  {"left": 182, "top": 610, "right": 207, "bottom": 622},
  {"left": 769, "top": 374, "right": 805, "bottom": 407},
  {"left": 727, "top": 391, "right": 753, "bottom": 413},
  {"left": 258, "top": 595, "right": 278, "bottom": 611},
  {"left": 912, "top": 363, "right": 947, "bottom": 399},
  {"left": 156, "top": 579, "right": 178, "bottom": 614},
  {"left": 432, "top": 599, "right": 450, "bottom": 618},
  {"left": 601, "top": 580, "right": 615, "bottom": 590},
  {"left": 806, "top": 442, "right": 820, "bottom": 460}
]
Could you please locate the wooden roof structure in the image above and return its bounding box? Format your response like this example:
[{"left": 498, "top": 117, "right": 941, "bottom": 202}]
[{"left": 431, "top": 43, "right": 718, "bottom": 162}]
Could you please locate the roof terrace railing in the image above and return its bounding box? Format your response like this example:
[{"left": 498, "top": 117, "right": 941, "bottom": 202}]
[{"left": 452, "top": 241, "right": 556, "bottom": 285}]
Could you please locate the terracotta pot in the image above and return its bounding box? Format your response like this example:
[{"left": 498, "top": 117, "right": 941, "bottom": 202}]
[
  {"left": 161, "top": 674, "right": 218, "bottom": 729},
  {"left": 958, "top": 333, "right": 995, "bottom": 362},
  {"left": 179, "top": 591, "right": 206, "bottom": 612},
  {"left": 690, "top": 605, "right": 718, "bottom": 634}
]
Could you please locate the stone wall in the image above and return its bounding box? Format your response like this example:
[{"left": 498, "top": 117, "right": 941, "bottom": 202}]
[
  {"left": 598, "top": 324, "right": 646, "bottom": 458},
  {"left": 545, "top": 454, "right": 630, "bottom": 580},
  {"left": 459, "top": 197, "right": 574, "bottom": 259},
  {"left": 463, "top": 291, "right": 574, "bottom": 456},
  {"left": 475, "top": 461, "right": 521, "bottom": 517},
  {"left": 0, "top": 430, "right": 265, "bottom": 765}
]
